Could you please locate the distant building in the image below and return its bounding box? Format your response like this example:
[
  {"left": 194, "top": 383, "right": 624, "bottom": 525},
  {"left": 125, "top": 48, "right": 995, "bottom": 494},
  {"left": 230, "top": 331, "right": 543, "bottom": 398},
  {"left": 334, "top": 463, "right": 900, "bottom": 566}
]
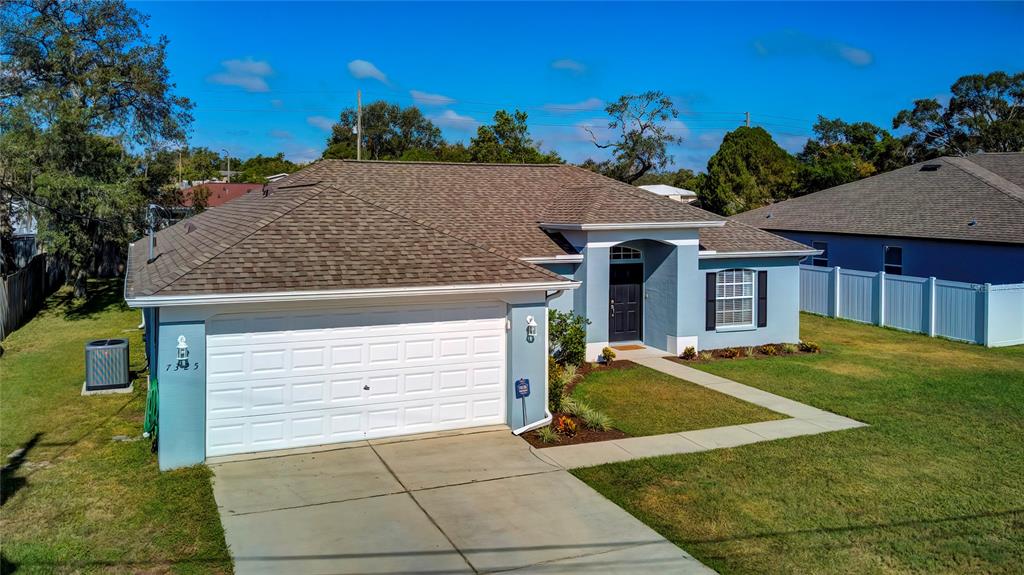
[
  {"left": 638, "top": 184, "right": 697, "bottom": 203},
  {"left": 732, "top": 153, "right": 1024, "bottom": 284},
  {"left": 181, "top": 183, "right": 263, "bottom": 208},
  {"left": 265, "top": 173, "right": 290, "bottom": 183}
]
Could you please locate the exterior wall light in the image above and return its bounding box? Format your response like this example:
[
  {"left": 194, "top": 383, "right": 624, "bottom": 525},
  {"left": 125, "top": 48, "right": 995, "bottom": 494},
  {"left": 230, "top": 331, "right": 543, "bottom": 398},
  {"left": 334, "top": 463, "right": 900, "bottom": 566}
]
[
  {"left": 176, "top": 335, "right": 190, "bottom": 368},
  {"left": 526, "top": 315, "right": 538, "bottom": 342}
]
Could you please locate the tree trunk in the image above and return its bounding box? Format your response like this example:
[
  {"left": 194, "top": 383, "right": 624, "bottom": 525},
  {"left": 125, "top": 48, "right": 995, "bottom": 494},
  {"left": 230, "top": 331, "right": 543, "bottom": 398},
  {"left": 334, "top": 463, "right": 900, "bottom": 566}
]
[{"left": 73, "top": 269, "right": 88, "bottom": 298}]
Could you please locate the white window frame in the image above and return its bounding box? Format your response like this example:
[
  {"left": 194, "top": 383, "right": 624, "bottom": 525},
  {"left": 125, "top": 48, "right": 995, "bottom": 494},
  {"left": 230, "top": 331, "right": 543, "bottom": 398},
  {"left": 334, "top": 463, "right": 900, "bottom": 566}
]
[
  {"left": 610, "top": 245, "right": 643, "bottom": 262},
  {"left": 883, "top": 245, "right": 903, "bottom": 275},
  {"left": 716, "top": 269, "right": 755, "bottom": 328}
]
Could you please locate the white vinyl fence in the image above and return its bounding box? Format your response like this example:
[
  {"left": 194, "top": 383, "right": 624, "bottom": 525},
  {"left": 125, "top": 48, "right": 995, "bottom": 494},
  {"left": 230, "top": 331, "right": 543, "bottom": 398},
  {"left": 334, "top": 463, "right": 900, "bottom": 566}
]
[{"left": 799, "top": 265, "right": 1024, "bottom": 347}]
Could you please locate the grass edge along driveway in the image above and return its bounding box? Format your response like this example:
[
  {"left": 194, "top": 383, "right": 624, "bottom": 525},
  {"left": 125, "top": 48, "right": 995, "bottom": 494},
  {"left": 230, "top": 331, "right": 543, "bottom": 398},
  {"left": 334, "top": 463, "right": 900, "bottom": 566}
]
[
  {"left": 573, "top": 314, "right": 1024, "bottom": 575},
  {"left": 1, "top": 281, "right": 232, "bottom": 574}
]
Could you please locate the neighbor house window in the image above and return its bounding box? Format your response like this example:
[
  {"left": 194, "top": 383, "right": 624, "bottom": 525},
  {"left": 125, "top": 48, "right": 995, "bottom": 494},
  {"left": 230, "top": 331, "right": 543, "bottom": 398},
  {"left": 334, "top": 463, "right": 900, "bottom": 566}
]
[
  {"left": 884, "top": 246, "right": 903, "bottom": 275},
  {"left": 610, "top": 245, "right": 642, "bottom": 261},
  {"left": 811, "top": 241, "right": 829, "bottom": 267},
  {"left": 716, "top": 269, "right": 755, "bottom": 327}
]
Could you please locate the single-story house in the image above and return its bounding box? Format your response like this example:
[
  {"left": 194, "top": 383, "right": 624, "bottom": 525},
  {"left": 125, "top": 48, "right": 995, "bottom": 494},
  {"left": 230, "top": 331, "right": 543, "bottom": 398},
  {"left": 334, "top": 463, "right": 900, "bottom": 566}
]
[
  {"left": 732, "top": 153, "right": 1024, "bottom": 284},
  {"left": 638, "top": 183, "right": 697, "bottom": 203},
  {"left": 125, "top": 160, "right": 815, "bottom": 469}
]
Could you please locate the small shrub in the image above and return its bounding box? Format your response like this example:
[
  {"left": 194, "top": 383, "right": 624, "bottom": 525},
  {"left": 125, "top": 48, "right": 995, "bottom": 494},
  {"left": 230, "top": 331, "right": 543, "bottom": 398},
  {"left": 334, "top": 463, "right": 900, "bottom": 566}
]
[
  {"left": 698, "top": 351, "right": 713, "bottom": 361},
  {"left": 562, "top": 363, "right": 579, "bottom": 383},
  {"left": 601, "top": 346, "right": 616, "bottom": 365},
  {"left": 548, "top": 365, "right": 568, "bottom": 413},
  {"left": 799, "top": 341, "right": 822, "bottom": 353},
  {"left": 718, "top": 347, "right": 740, "bottom": 359},
  {"left": 561, "top": 397, "right": 583, "bottom": 416},
  {"left": 537, "top": 426, "right": 560, "bottom": 444},
  {"left": 554, "top": 414, "right": 577, "bottom": 437},
  {"left": 744, "top": 346, "right": 756, "bottom": 357},
  {"left": 549, "top": 310, "right": 590, "bottom": 367},
  {"left": 759, "top": 344, "right": 779, "bottom": 356},
  {"left": 578, "top": 407, "right": 612, "bottom": 432},
  {"left": 781, "top": 343, "right": 798, "bottom": 354},
  {"left": 680, "top": 346, "right": 697, "bottom": 360}
]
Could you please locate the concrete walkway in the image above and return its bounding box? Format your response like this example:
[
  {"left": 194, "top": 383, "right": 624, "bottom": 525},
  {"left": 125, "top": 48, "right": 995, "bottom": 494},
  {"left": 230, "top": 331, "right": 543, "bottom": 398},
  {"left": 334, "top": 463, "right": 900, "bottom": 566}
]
[
  {"left": 211, "top": 427, "right": 715, "bottom": 574},
  {"left": 533, "top": 348, "right": 867, "bottom": 469}
]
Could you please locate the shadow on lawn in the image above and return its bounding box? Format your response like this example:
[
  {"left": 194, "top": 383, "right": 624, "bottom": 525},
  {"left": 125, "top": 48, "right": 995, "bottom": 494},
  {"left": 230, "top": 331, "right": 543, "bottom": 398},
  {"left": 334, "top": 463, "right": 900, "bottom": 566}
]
[
  {"left": 0, "top": 433, "right": 42, "bottom": 506},
  {"left": 61, "top": 280, "right": 125, "bottom": 321}
]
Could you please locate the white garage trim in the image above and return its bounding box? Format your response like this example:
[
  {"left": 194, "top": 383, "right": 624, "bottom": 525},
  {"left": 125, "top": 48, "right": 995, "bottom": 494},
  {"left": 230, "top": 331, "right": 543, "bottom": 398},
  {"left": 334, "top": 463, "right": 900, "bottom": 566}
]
[{"left": 205, "top": 301, "right": 508, "bottom": 456}]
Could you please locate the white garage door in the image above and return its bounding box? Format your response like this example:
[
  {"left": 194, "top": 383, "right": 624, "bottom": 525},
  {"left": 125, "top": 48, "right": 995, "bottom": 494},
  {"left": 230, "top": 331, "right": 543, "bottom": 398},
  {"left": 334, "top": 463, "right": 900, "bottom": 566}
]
[{"left": 205, "top": 302, "right": 507, "bottom": 456}]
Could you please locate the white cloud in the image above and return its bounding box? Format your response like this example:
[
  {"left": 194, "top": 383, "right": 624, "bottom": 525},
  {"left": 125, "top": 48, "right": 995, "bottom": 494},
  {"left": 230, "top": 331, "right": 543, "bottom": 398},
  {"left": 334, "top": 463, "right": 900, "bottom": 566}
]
[
  {"left": 207, "top": 58, "right": 273, "bottom": 92},
  {"left": 753, "top": 31, "right": 873, "bottom": 68},
  {"left": 269, "top": 129, "right": 293, "bottom": 139},
  {"left": 663, "top": 119, "right": 691, "bottom": 141},
  {"left": 270, "top": 99, "right": 284, "bottom": 109},
  {"left": 551, "top": 59, "right": 586, "bottom": 74},
  {"left": 410, "top": 90, "right": 455, "bottom": 106},
  {"left": 574, "top": 118, "right": 613, "bottom": 143},
  {"left": 430, "top": 110, "right": 479, "bottom": 131},
  {"left": 542, "top": 97, "right": 604, "bottom": 114},
  {"left": 306, "top": 115, "right": 334, "bottom": 131},
  {"left": 347, "top": 59, "right": 389, "bottom": 84}
]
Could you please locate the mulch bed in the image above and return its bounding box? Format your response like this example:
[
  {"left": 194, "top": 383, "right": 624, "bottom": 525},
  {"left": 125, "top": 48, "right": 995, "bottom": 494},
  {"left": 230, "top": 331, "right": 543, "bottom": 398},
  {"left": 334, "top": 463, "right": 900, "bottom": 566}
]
[
  {"left": 522, "top": 360, "right": 638, "bottom": 449},
  {"left": 521, "top": 412, "right": 630, "bottom": 449},
  {"left": 665, "top": 344, "right": 820, "bottom": 364}
]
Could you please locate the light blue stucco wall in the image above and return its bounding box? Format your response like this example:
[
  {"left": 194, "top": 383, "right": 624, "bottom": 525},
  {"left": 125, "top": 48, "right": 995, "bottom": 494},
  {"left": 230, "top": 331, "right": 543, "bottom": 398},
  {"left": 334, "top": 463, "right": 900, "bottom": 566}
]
[
  {"left": 156, "top": 319, "right": 207, "bottom": 470},
  {"left": 697, "top": 257, "right": 802, "bottom": 349},
  {"left": 778, "top": 231, "right": 1024, "bottom": 285},
  {"left": 506, "top": 300, "right": 549, "bottom": 430},
  {"left": 636, "top": 241, "right": 677, "bottom": 350},
  {"left": 539, "top": 263, "right": 578, "bottom": 315}
]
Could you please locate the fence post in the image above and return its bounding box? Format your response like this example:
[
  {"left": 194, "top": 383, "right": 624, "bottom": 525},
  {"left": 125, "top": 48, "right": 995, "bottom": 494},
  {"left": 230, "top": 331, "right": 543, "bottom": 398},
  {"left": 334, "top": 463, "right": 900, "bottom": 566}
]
[
  {"left": 928, "top": 277, "right": 937, "bottom": 337},
  {"left": 982, "top": 283, "right": 992, "bottom": 347},
  {"left": 877, "top": 271, "right": 886, "bottom": 327},
  {"left": 832, "top": 266, "right": 842, "bottom": 318}
]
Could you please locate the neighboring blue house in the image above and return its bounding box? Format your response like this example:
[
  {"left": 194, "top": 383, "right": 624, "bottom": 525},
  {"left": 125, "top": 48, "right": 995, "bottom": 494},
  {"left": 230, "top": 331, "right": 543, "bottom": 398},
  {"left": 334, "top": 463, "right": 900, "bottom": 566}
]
[
  {"left": 125, "top": 160, "right": 814, "bottom": 468},
  {"left": 733, "top": 153, "right": 1024, "bottom": 285}
]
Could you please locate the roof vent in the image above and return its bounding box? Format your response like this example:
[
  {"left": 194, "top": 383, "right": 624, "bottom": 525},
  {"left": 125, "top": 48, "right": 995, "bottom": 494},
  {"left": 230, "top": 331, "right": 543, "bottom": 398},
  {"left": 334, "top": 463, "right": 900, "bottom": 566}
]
[
  {"left": 920, "top": 164, "right": 942, "bottom": 172},
  {"left": 766, "top": 212, "right": 773, "bottom": 219},
  {"left": 262, "top": 183, "right": 270, "bottom": 198},
  {"left": 185, "top": 222, "right": 197, "bottom": 234},
  {"left": 968, "top": 219, "right": 977, "bottom": 227}
]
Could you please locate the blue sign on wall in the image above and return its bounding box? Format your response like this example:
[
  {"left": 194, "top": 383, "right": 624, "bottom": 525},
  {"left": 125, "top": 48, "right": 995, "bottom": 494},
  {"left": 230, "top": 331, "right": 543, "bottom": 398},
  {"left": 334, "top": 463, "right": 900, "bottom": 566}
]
[{"left": 515, "top": 378, "right": 530, "bottom": 399}]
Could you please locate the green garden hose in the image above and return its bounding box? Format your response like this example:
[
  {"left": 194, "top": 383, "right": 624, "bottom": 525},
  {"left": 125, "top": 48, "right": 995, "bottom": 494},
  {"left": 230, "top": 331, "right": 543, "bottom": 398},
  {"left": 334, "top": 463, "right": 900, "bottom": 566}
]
[{"left": 143, "top": 378, "right": 158, "bottom": 441}]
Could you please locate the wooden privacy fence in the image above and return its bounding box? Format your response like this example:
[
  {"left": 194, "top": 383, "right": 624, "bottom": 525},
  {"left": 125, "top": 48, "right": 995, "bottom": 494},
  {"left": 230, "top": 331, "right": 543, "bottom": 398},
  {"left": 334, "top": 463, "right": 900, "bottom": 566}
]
[
  {"left": 799, "top": 265, "right": 1024, "bottom": 347},
  {"left": 1, "top": 254, "right": 66, "bottom": 341}
]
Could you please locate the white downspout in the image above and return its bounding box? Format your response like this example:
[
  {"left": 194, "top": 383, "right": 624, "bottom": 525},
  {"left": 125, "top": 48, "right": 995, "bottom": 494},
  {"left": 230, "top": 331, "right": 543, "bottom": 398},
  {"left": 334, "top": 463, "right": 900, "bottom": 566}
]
[{"left": 511, "top": 290, "right": 563, "bottom": 435}]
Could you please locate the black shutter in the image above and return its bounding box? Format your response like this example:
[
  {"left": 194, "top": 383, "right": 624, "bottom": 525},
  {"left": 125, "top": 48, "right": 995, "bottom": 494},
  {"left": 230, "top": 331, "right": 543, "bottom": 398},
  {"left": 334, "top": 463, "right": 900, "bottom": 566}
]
[
  {"left": 757, "top": 270, "right": 768, "bottom": 327},
  {"left": 705, "top": 272, "right": 716, "bottom": 331}
]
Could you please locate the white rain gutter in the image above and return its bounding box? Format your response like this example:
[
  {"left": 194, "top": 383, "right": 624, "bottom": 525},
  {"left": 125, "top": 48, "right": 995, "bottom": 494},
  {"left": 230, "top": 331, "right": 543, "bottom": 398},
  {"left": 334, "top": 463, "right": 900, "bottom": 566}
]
[
  {"left": 698, "top": 249, "right": 821, "bottom": 259},
  {"left": 519, "top": 254, "right": 584, "bottom": 264},
  {"left": 540, "top": 221, "right": 725, "bottom": 231},
  {"left": 126, "top": 280, "right": 581, "bottom": 308}
]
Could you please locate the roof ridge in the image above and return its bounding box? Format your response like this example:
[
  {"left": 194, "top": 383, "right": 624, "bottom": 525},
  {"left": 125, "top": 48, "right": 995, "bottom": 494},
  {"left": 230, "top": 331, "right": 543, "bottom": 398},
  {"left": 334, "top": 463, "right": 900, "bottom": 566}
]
[
  {"left": 151, "top": 184, "right": 332, "bottom": 295},
  {"left": 331, "top": 159, "right": 563, "bottom": 167},
  {"left": 943, "top": 156, "right": 1024, "bottom": 205},
  {"left": 561, "top": 165, "right": 726, "bottom": 222},
  {"left": 319, "top": 183, "right": 567, "bottom": 282}
]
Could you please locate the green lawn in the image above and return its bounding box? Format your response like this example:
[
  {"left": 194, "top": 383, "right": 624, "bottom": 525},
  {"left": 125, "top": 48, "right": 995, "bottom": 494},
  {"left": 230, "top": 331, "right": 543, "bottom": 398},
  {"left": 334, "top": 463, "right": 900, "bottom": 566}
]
[
  {"left": 571, "top": 363, "right": 785, "bottom": 436},
  {"left": 0, "top": 281, "right": 231, "bottom": 574},
  {"left": 574, "top": 314, "right": 1024, "bottom": 574}
]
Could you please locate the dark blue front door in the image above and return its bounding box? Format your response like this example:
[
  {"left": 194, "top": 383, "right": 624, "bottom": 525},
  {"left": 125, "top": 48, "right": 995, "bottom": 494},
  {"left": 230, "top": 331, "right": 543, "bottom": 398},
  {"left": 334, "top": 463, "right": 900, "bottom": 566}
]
[{"left": 609, "top": 264, "right": 642, "bottom": 342}]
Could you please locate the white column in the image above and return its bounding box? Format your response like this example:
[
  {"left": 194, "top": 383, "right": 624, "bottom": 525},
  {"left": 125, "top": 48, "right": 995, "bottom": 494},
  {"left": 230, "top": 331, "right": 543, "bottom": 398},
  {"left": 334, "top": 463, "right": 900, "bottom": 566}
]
[{"left": 878, "top": 271, "right": 886, "bottom": 327}]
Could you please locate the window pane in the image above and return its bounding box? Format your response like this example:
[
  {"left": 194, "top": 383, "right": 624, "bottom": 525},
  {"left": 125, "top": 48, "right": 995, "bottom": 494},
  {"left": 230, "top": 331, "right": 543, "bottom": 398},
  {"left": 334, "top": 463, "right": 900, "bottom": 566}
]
[{"left": 715, "top": 269, "right": 755, "bottom": 327}]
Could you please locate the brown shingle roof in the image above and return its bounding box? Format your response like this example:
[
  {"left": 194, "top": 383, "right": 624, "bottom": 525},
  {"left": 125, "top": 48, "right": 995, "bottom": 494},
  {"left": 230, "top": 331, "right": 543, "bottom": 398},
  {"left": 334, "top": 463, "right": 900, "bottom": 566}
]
[
  {"left": 127, "top": 160, "right": 808, "bottom": 297},
  {"left": 731, "top": 153, "right": 1024, "bottom": 245}
]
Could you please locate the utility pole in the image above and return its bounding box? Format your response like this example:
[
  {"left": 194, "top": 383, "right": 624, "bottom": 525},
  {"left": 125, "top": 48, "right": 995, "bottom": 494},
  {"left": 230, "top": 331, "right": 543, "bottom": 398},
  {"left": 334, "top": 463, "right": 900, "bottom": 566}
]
[
  {"left": 745, "top": 111, "right": 750, "bottom": 128},
  {"left": 356, "top": 89, "right": 362, "bottom": 161},
  {"left": 221, "top": 148, "right": 230, "bottom": 182}
]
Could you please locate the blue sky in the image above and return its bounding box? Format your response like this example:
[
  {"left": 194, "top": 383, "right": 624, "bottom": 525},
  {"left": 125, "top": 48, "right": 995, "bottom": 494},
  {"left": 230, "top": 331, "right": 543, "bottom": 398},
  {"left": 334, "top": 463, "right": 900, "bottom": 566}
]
[{"left": 136, "top": 1, "right": 1024, "bottom": 171}]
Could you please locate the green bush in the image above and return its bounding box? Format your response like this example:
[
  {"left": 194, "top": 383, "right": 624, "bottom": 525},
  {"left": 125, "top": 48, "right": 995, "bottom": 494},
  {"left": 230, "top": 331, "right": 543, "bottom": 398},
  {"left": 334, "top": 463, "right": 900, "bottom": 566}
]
[
  {"left": 744, "top": 346, "right": 755, "bottom": 357},
  {"left": 549, "top": 310, "right": 590, "bottom": 367},
  {"left": 781, "top": 343, "right": 798, "bottom": 354},
  {"left": 799, "top": 340, "right": 822, "bottom": 353},
  {"left": 759, "top": 344, "right": 779, "bottom": 356},
  {"left": 548, "top": 363, "right": 568, "bottom": 413},
  {"left": 537, "top": 426, "right": 560, "bottom": 444},
  {"left": 718, "top": 347, "right": 740, "bottom": 359},
  {"left": 562, "top": 398, "right": 612, "bottom": 431},
  {"left": 680, "top": 346, "right": 697, "bottom": 360},
  {"left": 698, "top": 351, "right": 713, "bottom": 361}
]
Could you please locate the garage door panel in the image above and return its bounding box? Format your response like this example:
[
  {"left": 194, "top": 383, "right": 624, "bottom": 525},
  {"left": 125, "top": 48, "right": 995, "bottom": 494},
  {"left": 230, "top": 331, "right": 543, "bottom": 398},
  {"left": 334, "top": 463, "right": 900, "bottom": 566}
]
[{"left": 206, "top": 302, "right": 507, "bottom": 456}]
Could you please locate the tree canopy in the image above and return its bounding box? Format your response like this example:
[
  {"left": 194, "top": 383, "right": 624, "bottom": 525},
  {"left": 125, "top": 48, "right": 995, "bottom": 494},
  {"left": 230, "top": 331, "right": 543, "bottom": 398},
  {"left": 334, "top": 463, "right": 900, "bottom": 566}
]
[
  {"left": 893, "top": 71, "right": 1024, "bottom": 161},
  {"left": 323, "top": 101, "right": 443, "bottom": 160},
  {"left": 699, "top": 127, "right": 799, "bottom": 215},
  {"left": 585, "top": 91, "right": 682, "bottom": 183},
  {"left": 236, "top": 153, "right": 303, "bottom": 182},
  {"left": 797, "top": 116, "right": 906, "bottom": 194},
  {"left": 468, "top": 110, "right": 561, "bottom": 164},
  {"left": 0, "top": 0, "right": 193, "bottom": 291}
]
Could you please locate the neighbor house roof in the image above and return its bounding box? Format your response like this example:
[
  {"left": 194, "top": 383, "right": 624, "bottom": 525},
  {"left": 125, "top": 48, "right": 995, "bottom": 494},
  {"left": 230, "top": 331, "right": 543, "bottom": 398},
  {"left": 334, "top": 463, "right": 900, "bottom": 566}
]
[
  {"left": 732, "top": 153, "right": 1024, "bottom": 246},
  {"left": 638, "top": 184, "right": 697, "bottom": 198},
  {"left": 181, "top": 182, "right": 263, "bottom": 208},
  {"left": 127, "top": 160, "right": 809, "bottom": 299}
]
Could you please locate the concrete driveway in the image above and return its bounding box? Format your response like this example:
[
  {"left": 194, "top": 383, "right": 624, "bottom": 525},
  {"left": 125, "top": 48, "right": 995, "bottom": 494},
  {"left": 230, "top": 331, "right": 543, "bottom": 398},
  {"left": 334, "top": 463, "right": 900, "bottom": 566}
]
[{"left": 210, "top": 426, "right": 714, "bottom": 574}]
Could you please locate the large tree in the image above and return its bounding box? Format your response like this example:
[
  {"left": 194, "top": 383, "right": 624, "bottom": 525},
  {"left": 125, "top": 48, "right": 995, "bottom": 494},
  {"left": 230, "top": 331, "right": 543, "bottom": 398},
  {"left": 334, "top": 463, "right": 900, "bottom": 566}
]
[
  {"left": 893, "top": 71, "right": 1024, "bottom": 161},
  {"left": 585, "top": 91, "right": 682, "bottom": 183},
  {"left": 699, "top": 127, "right": 798, "bottom": 216},
  {"left": 633, "top": 167, "right": 702, "bottom": 191},
  {"left": 468, "top": 110, "right": 561, "bottom": 164},
  {"left": 236, "top": 153, "right": 302, "bottom": 183},
  {"left": 323, "top": 101, "right": 443, "bottom": 160},
  {"left": 1, "top": 0, "right": 192, "bottom": 293},
  {"left": 797, "top": 116, "right": 907, "bottom": 193}
]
